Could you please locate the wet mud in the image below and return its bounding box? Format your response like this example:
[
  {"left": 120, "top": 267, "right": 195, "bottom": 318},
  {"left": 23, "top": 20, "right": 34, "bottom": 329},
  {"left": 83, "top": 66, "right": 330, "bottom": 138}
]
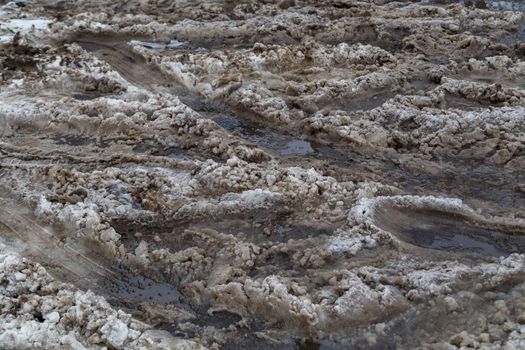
[
  {"left": 1, "top": 0, "right": 525, "bottom": 349},
  {"left": 374, "top": 205, "right": 525, "bottom": 257},
  {"left": 0, "top": 191, "right": 181, "bottom": 309}
]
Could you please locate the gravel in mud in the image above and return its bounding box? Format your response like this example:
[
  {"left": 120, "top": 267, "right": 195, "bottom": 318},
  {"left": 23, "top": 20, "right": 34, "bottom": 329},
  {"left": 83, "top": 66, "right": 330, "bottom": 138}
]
[{"left": 1, "top": 0, "right": 525, "bottom": 349}]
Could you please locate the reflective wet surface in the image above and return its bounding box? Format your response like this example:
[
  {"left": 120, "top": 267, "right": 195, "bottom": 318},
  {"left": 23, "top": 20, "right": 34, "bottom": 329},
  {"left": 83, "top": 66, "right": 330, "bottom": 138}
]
[{"left": 374, "top": 205, "right": 525, "bottom": 256}]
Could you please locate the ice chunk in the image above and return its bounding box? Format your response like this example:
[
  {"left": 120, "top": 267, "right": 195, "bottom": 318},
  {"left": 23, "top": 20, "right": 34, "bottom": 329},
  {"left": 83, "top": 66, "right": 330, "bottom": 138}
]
[{"left": 99, "top": 316, "right": 129, "bottom": 348}]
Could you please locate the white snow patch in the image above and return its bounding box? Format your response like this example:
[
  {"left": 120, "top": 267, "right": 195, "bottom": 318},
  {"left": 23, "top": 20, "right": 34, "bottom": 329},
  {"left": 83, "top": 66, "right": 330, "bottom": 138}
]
[
  {"left": 35, "top": 195, "right": 54, "bottom": 216},
  {"left": 129, "top": 39, "right": 187, "bottom": 49},
  {"left": 329, "top": 234, "right": 377, "bottom": 255},
  {"left": 350, "top": 195, "right": 468, "bottom": 225},
  {"left": 4, "top": 18, "right": 53, "bottom": 31},
  {"left": 0, "top": 34, "right": 12, "bottom": 44},
  {"left": 221, "top": 189, "right": 283, "bottom": 209},
  {"left": 99, "top": 316, "right": 129, "bottom": 347},
  {"left": 44, "top": 312, "right": 60, "bottom": 324}
]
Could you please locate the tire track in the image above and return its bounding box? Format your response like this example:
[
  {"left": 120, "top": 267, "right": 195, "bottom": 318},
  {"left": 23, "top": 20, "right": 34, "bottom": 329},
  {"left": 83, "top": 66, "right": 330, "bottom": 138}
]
[{"left": 0, "top": 191, "right": 180, "bottom": 308}]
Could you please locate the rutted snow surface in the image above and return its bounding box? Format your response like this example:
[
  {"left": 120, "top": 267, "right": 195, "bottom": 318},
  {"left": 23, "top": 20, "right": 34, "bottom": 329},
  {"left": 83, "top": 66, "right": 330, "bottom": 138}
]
[{"left": 0, "top": 0, "right": 525, "bottom": 349}]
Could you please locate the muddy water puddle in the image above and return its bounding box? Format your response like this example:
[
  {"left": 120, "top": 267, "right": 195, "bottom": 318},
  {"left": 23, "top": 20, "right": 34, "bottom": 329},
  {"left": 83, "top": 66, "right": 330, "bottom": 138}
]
[
  {"left": 52, "top": 134, "right": 99, "bottom": 147},
  {"left": 410, "top": 160, "right": 525, "bottom": 213},
  {"left": 131, "top": 140, "right": 205, "bottom": 160},
  {"left": 273, "top": 225, "right": 332, "bottom": 242},
  {"left": 99, "top": 265, "right": 180, "bottom": 308},
  {"left": 219, "top": 339, "right": 343, "bottom": 350},
  {"left": 374, "top": 206, "right": 525, "bottom": 256},
  {"left": 162, "top": 316, "right": 341, "bottom": 350},
  {"left": 316, "top": 79, "right": 439, "bottom": 114},
  {"left": 244, "top": 134, "right": 314, "bottom": 157},
  {"left": 51, "top": 134, "right": 198, "bottom": 160},
  {"left": 444, "top": 93, "right": 504, "bottom": 110},
  {"left": 212, "top": 114, "right": 314, "bottom": 156},
  {"left": 71, "top": 92, "right": 110, "bottom": 100}
]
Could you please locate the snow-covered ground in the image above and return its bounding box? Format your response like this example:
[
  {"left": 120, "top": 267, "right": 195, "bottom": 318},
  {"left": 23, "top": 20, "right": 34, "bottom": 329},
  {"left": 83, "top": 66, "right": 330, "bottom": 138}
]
[{"left": 0, "top": 0, "right": 524, "bottom": 349}]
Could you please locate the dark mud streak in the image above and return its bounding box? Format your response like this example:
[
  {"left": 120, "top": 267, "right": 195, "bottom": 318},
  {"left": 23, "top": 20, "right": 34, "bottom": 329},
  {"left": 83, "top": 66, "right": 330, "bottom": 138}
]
[
  {"left": 98, "top": 265, "right": 181, "bottom": 310},
  {"left": 72, "top": 33, "right": 206, "bottom": 110},
  {"left": 317, "top": 90, "right": 398, "bottom": 113},
  {"left": 456, "top": 71, "right": 525, "bottom": 90},
  {"left": 111, "top": 207, "right": 330, "bottom": 252}
]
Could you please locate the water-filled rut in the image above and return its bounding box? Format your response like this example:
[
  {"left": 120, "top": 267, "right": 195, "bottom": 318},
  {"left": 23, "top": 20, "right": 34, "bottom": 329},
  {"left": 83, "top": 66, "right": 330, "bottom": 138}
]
[{"left": 373, "top": 203, "right": 525, "bottom": 257}]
